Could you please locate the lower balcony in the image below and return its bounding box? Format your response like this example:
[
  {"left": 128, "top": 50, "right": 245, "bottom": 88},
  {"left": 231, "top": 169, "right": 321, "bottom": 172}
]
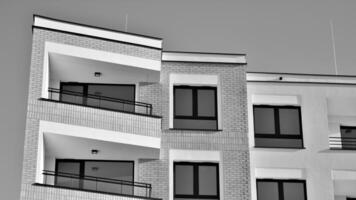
[{"left": 34, "top": 121, "right": 161, "bottom": 199}]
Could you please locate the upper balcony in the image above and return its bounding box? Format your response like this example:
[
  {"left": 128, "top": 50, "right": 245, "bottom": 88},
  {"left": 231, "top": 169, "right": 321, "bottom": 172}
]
[{"left": 40, "top": 50, "right": 161, "bottom": 117}]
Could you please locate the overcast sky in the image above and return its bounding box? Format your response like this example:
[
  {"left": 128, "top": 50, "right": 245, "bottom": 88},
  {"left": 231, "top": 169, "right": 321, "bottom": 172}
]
[{"left": 1, "top": 0, "right": 356, "bottom": 199}]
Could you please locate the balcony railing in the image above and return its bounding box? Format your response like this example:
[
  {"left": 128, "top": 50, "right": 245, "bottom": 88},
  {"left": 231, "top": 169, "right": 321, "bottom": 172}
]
[
  {"left": 41, "top": 170, "right": 152, "bottom": 198},
  {"left": 47, "top": 88, "right": 153, "bottom": 116},
  {"left": 329, "top": 136, "right": 356, "bottom": 150}
]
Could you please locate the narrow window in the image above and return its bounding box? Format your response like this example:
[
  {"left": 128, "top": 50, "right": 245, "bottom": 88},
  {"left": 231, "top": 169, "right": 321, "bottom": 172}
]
[
  {"left": 257, "top": 179, "right": 307, "bottom": 200},
  {"left": 174, "top": 86, "right": 217, "bottom": 130},
  {"left": 253, "top": 105, "right": 303, "bottom": 148},
  {"left": 340, "top": 126, "right": 356, "bottom": 150},
  {"left": 174, "top": 162, "right": 219, "bottom": 200}
]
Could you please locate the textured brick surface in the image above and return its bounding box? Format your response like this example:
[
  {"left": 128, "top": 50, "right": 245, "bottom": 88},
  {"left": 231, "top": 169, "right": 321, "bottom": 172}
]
[
  {"left": 20, "top": 27, "right": 250, "bottom": 200},
  {"left": 139, "top": 62, "right": 251, "bottom": 200},
  {"left": 21, "top": 28, "right": 162, "bottom": 200}
]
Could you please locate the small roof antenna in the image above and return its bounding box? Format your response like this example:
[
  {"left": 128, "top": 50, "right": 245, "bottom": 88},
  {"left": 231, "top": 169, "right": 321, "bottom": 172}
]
[
  {"left": 330, "top": 20, "right": 338, "bottom": 75},
  {"left": 125, "top": 14, "right": 128, "bottom": 32}
]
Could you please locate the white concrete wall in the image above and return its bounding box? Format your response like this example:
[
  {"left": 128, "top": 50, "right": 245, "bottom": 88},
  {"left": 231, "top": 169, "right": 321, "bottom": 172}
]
[{"left": 248, "top": 82, "right": 356, "bottom": 200}]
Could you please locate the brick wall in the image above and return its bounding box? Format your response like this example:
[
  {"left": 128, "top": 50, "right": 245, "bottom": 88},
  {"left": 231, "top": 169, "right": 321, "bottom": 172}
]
[
  {"left": 20, "top": 28, "right": 162, "bottom": 200},
  {"left": 21, "top": 27, "right": 250, "bottom": 200},
  {"left": 157, "top": 62, "right": 250, "bottom": 200}
]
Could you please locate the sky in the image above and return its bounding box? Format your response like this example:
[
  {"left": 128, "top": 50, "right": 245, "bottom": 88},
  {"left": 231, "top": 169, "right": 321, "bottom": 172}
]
[{"left": 0, "top": 0, "right": 356, "bottom": 199}]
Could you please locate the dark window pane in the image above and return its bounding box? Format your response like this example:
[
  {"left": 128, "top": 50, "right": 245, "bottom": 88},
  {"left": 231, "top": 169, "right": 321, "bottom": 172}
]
[
  {"left": 257, "top": 181, "right": 279, "bottom": 200},
  {"left": 175, "top": 165, "right": 194, "bottom": 195},
  {"left": 341, "top": 127, "right": 356, "bottom": 149},
  {"left": 254, "top": 107, "right": 276, "bottom": 134},
  {"left": 61, "top": 85, "right": 84, "bottom": 104},
  {"left": 283, "top": 182, "right": 305, "bottom": 200},
  {"left": 279, "top": 108, "right": 301, "bottom": 135},
  {"left": 198, "top": 165, "right": 218, "bottom": 196},
  {"left": 87, "top": 85, "right": 135, "bottom": 112},
  {"left": 197, "top": 89, "right": 216, "bottom": 117},
  {"left": 175, "top": 89, "right": 193, "bottom": 116},
  {"left": 56, "top": 161, "right": 81, "bottom": 188},
  {"left": 174, "top": 119, "right": 217, "bottom": 130},
  {"left": 255, "top": 138, "right": 303, "bottom": 148},
  {"left": 83, "top": 161, "right": 133, "bottom": 195}
]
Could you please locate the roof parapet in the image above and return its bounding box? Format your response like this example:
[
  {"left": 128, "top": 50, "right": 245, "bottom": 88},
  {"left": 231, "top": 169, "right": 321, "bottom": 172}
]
[
  {"left": 162, "top": 51, "right": 247, "bottom": 64},
  {"left": 33, "top": 15, "right": 163, "bottom": 49}
]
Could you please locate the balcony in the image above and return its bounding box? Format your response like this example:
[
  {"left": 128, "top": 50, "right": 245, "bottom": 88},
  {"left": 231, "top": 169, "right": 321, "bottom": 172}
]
[
  {"left": 39, "top": 170, "right": 152, "bottom": 198},
  {"left": 45, "top": 87, "right": 153, "bottom": 116},
  {"left": 329, "top": 136, "right": 356, "bottom": 150}
]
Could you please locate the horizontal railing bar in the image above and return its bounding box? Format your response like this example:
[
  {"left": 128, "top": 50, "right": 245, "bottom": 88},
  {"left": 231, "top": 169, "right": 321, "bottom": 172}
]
[
  {"left": 43, "top": 170, "right": 151, "bottom": 188},
  {"left": 329, "top": 136, "right": 356, "bottom": 150},
  {"left": 49, "top": 88, "right": 151, "bottom": 107}
]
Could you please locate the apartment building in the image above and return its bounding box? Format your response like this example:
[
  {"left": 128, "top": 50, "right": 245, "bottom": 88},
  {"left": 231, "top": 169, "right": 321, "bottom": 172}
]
[
  {"left": 247, "top": 72, "right": 356, "bottom": 200},
  {"left": 20, "top": 15, "right": 250, "bottom": 200},
  {"left": 20, "top": 15, "right": 356, "bottom": 200}
]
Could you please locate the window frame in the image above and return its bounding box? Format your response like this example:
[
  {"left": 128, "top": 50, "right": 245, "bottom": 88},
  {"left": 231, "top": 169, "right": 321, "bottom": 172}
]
[
  {"left": 174, "top": 162, "right": 220, "bottom": 199},
  {"left": 256, "top": 179, "right": 307, "bottom": 200},
  {"left": 253, "top": 105, "right": 304, "bottom": 148}
]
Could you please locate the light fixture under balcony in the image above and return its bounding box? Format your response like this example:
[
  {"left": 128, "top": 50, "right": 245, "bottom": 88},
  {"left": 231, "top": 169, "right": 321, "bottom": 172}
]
[
  {"left": 91, "top": 149, "right": 99, "bottom": 154},
  {"left": 94, "top": 72, "right": 102, "bottom": 77}
]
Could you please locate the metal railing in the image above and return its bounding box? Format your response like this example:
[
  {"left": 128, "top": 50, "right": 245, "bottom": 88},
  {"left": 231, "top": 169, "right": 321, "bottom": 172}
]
[
  {"left": 47, "top": 88, "right": 153, "bottom": 116},
  {"left": 329, "top": 136, "right": 356, "bottom": 150},
  {"left": 42, "top": 170, "right": 152, "bottom": 198}
]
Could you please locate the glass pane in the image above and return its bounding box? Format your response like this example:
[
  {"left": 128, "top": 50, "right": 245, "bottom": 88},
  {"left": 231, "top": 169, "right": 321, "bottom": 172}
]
[
  {"left": 175, "top": 88, "right": 193, "bottom": 116},
  {"left": 198, "top": 165, "right": 218, "bottom": 196},
  {"left": 257, "top": 181, "right": 279, "bottom": 200},
  {"left": 56, "top": 161, "right": 81, "bottom": 189},
  {"left": 83, "top": 161, "right": 133, "bottom": 195},
  {"left": 283, "top": 182, "right": 305, "bottom": 200},
  {"left": 87, "top": 85, "right": 135, "bottom": 112},
  {"left": 197, "top": 89, "right": 216, "bottom": 117},
  {"left": 60, "top": 85, "right": 84, "bottom": 104},
  {"left": 279, "top": 108, "right": 301, "bottom": 135},
  {"left": 254, "top": 107, "right": 276, "bottom": 134},
  {"left": 175, "top": 165, "right": 194, "bottom": 195},
  {"left": 341, "top": 127, "right": 356, "bottom": 149},
  {"left": 174, "top": 119, "right": 217, "bottom": 130},
  {"left": 255, "top": 138, "right": 303, "bottom": 148}
]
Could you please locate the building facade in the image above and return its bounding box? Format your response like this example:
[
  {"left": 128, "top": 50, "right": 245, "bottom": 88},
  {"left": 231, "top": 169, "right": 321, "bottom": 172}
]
[
  {"left": 20, "top": 15, "right": 250, "bottom": 200},
  {"left": 20, "top": 15, "right": 356, "bottom": 200},
  {"left": 247, "top": 72, "right": 356, "bottom": 200}
]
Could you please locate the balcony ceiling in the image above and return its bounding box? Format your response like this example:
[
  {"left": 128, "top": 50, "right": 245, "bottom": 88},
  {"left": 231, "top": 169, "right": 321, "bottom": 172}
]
[
  {"left": 43, "top": 132, "right": 160, "bottom": 160},
  {"left": 49, "top": 53, "right": 160, "bottom": 86}
]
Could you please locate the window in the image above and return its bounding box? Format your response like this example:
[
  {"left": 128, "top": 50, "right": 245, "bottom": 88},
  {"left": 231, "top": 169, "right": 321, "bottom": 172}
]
[
  {"left": 55, "top": 160, "right": 134, "bottom": 195},
  {"left": 257, "top": 179, "right": 307, "bottom": 200},
  {"left": 340, "top": 126, "right": 356, "bottom": 150},
  {"left": 60, "top": 82, "right": 136, "bottom": 112},
  {"left": 174, "top": 162, "right": 219, "bottom": 200},
  {"left": 253, "top": 105, "right": 303, "bottom": 148},
  {"left": 174, "top": 86, "right": 217, "bottom": 130}
]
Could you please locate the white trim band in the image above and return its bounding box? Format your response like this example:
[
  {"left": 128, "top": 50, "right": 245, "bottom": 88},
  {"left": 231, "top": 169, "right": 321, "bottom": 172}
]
[
  {"left": 162, "top": 52, "right": 247, "bottom": 64},
  {"left": 34, "top": 16, "right": 162, "bottom": 49}
]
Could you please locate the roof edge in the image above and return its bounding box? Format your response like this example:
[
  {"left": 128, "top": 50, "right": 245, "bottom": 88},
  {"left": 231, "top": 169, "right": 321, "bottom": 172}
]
[
  {"left": 162, "top": 51, "right": 247, "bottom": 64},
  {"left": 33, "top": 14, "right": 162, "bottom": 49}
]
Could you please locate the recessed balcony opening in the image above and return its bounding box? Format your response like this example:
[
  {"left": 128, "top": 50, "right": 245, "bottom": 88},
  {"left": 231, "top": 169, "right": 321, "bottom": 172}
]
[
  {"left": 44, "top": 52, "right": 160, "bottom": 115},
  {"left": 334, "top": 179, "right": 356, "bottom": 200},
  {"left": 38, "top": 132, "right": 159, "bottom": 198}
]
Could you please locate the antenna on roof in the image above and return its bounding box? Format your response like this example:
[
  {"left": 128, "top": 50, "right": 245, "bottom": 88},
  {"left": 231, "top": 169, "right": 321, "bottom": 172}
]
[
  {"left": 125, "top": 14, "right": 128, "bottom": 32},
  {"left": 330, "top": 20, "right": 338, "bottom": 75}
]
